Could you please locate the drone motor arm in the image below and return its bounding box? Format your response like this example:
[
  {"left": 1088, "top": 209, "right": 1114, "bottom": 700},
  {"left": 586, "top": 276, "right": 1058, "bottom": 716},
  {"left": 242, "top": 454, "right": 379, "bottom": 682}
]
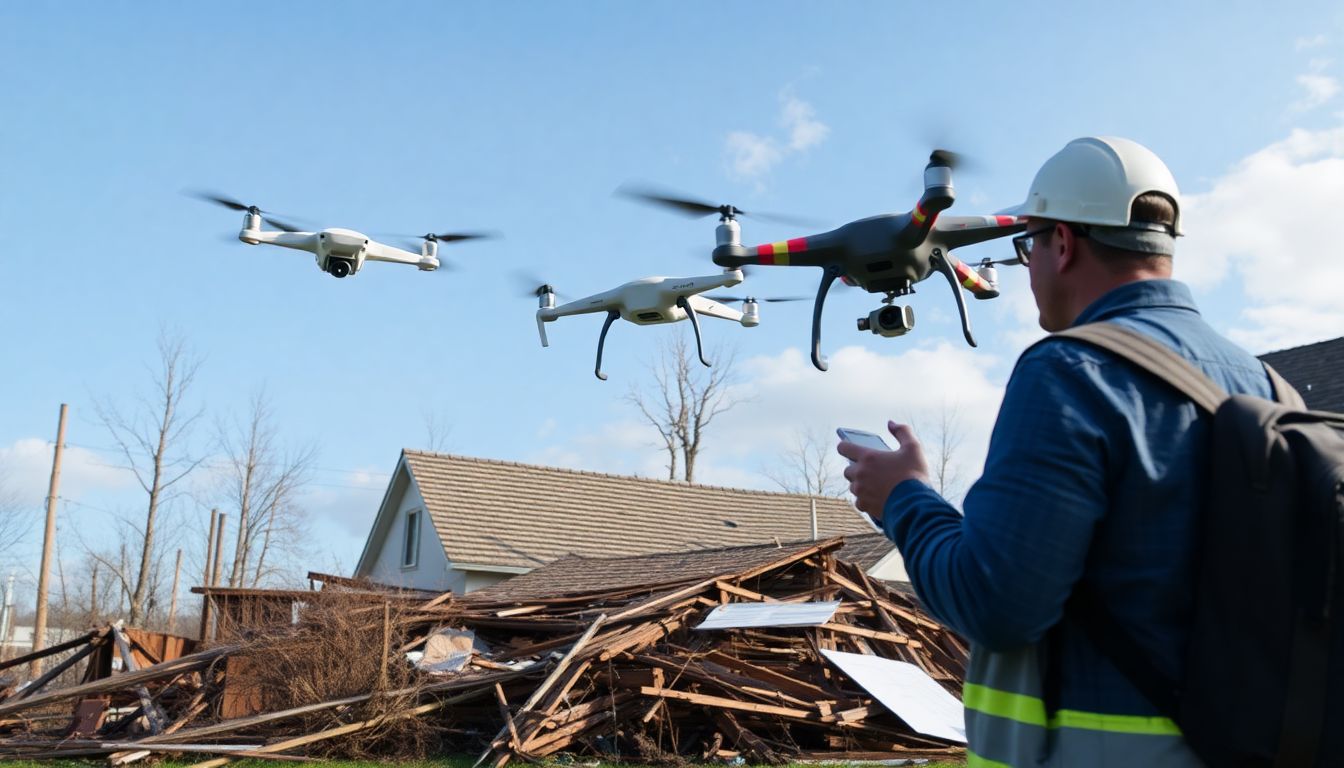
[
  {"left": 594, "top": 309, "right": 620, "bottom": 381},
  {"left": 931, "top": 249, "right": 976, "bottom": 347},
  {"left": 676, "top": 296, "right": 711, "bottom": 367},
  {"left": 810, "top": 264, "right": 843, "bottom": 371}
]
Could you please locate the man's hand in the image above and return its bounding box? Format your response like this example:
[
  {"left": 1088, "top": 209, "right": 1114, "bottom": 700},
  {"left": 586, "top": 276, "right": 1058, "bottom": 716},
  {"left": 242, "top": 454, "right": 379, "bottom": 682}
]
[{"left": 838, "top": 422, "right": 931, "bottom": 523}]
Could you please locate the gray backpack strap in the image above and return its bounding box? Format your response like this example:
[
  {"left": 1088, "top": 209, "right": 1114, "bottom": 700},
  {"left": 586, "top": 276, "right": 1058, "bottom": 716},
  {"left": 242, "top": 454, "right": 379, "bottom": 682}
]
[
  {"left": 1263, "top": 363, "right": 1307, "bottom": 409},
  {"left": 1049, "top": 323, "right": 1227, "bottom": 414}
]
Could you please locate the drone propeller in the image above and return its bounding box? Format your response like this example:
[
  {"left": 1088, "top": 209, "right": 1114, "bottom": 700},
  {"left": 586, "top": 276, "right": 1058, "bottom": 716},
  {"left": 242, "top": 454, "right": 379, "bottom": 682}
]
[
  {"left": 511, "top": 271, "right": 567, "bottom": 301},
  {"left": 188, "top": 190, "right": 304, "bottom": 232},
  {"left": 617, "top": 183, "right": 821, "bottom": 227},
  {"left": 395, "top": 231, "right": 496, "bottom": 252},
  {"left": 706, "top": 295, "right": 809, "bottom": 304},
  {"left": 415, "top": 231, "right": 495, "bottom": 243}
]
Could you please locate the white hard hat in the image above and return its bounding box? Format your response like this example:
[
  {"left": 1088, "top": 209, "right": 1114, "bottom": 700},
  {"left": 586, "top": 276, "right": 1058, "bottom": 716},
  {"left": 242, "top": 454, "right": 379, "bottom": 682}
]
[{"left": 1002, "top": 136, "right": 1183, "bottom": 238}]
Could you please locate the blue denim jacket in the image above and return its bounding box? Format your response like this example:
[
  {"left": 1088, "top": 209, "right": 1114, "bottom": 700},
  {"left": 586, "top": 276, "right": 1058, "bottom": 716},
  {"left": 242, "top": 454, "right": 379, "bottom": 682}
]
[{"left": 883, "top": 279, "right": 1272, "bottom": 761}]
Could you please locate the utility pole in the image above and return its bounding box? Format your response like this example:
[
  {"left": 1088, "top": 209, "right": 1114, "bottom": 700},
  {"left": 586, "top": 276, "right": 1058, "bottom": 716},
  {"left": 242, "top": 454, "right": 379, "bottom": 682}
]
[
  {"left": 0, "top": 574, "right": 13, "bottom": 660},
  {"left": 167, "top": 548, "right": 182, "bottom": 633},
  {"left": 89, "top": 563, "right": 99, "bottom": 627},
  {"left": 201, "top": 512, "right": 226, "bottom": 642},
  {"left": 197, "top": 509, "right": 218, "bottom": 641},
  {"left": 32, "top": 403, "right": 69, "bottom": 674}
]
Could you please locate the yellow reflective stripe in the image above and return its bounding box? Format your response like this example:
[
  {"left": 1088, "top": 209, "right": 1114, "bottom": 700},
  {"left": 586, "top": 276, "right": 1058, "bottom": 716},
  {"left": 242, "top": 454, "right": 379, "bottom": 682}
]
[
  {"left": 1052, "top": 708, "right": 1182, "bottom": 736},
  {"left": 963, "top": 682, "right": 1047, "bottom": 726},
  {"left": 966, "top": 750, "right": 1013, "bottom": 768},
  {"left": 965, "top": 683, "right": 1182, "bottom": 736}
]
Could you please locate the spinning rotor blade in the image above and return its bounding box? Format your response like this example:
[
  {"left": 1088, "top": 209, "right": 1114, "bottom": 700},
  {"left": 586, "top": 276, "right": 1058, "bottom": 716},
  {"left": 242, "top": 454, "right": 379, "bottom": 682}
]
[
  {"left": 263, "top": 216, "right": 302, "bottom": 233},
  {"left": 706, "top": 295, "right": 809, "bottom": 304},
  {"left": 386, "top": 231, "right": 497, "bottom": 246},
  {"left": 617, "top": 183, "right": 822, "bottom": 227},
  {"left": 192, "top": 191, "right": 253, "bottom": 212},
  {"left": 430, "top": 231, "right": 494, "bottom": 243},
  {"left": 189, "top": 190, "right": 307, "bottom": 229},
  {"left": 929, "top": 148, "right": 967, "bottom": 170},
  {"left": 511, "top": 270, "right": 565, "bottom": 300}
]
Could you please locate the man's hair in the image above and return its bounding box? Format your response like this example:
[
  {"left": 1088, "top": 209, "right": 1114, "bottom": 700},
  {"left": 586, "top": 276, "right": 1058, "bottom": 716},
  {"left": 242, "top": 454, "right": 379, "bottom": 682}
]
[{"left": 1044, "top": 192, "right": 1178, "bottom": 268}]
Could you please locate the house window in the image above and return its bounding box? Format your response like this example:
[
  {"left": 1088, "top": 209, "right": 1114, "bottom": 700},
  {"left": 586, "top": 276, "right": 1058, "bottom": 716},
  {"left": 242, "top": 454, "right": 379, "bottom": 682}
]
[{"left": 402, "top": 509, "right": 421, "bottom": 568}]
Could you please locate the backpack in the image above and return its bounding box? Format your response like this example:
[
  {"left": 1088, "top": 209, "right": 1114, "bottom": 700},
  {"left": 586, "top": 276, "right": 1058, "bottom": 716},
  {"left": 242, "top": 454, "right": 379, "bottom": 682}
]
[{"left": 1053, "top": 322, "right": 1344, "bottom": 768}]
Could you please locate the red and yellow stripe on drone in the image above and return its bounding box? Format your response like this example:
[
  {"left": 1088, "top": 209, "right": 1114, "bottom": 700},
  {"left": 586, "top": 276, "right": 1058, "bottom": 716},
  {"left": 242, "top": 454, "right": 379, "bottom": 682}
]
[{"left": 754, "top": 237, "right": 809, "bottom": 266}]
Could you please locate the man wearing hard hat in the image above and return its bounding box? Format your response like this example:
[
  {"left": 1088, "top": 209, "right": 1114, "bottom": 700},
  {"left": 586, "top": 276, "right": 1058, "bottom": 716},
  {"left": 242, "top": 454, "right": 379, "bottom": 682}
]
[{"left": 840, "top": 137, "right": 1273, "bottom": 766}]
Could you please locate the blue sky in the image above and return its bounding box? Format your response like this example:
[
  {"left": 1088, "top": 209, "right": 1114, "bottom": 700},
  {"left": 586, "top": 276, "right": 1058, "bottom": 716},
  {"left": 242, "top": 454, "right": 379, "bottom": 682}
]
[{"left": 2, "top": 2, "right": 1342, "bottom": 607}]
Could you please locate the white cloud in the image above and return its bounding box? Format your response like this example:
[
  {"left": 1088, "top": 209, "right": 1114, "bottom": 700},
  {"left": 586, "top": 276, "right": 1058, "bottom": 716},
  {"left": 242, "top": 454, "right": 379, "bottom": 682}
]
[
  {"left": 725, "top": 131, "right": 783, "bottom": 179},
  {"left": 781, "top": 93, "right": 829, "bottom": 151},
  {"left": 1178, "top": 123, "right": 1344, "bottom": 351},
  {"left": 1296, "top": 34, "right": 1328, "bottom": 50},
  {"left": 533, "top": 342, "right": 1007, "bottom": 501},
  {"left": 0, "top": 438, "right": 135, "bottom": 506},
  {"left": 724, "top": 90, "right": 829, "bottom": 181},
  {"left": 1293, "top": 73, "right": 1340, "bottom": 111}
]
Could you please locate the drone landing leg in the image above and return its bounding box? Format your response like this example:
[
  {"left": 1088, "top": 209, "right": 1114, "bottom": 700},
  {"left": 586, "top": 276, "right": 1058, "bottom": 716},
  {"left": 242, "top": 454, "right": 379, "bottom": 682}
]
[
  {"left": 594, "top": 310, "right": 620, "bottom": 381},
  {"left": 676, "top": 296, "right": 711, "bottom": 367},
  {"left": 931, "top": 249, "right": 976, "bottom": 347},
  {"left": 810, "top": 265, "right": 843, "bottom": 371}
]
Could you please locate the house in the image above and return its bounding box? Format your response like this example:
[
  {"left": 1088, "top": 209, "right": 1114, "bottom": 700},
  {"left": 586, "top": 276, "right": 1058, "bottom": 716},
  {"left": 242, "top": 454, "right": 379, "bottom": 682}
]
[
  {"left": 1259, "top": 336, "right": 1344, "bottom": 412},
  {"left": 354, "top": 450, "right": 880, "bottom": 594}
]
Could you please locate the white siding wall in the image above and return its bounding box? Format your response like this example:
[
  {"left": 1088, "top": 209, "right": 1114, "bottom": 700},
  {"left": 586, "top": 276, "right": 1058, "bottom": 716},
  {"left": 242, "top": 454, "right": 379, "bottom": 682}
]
[{"left": 366, "top": 485, "right": 451, "bottom": 591}]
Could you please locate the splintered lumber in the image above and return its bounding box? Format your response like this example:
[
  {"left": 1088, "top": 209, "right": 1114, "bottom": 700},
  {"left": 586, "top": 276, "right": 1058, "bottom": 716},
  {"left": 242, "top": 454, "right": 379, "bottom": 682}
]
[
  {"left": 638, "top": 686, "right": 822, "bottom": 721},
  {"left": 0, "top": 644, "right": 237, "bottom": 717},
  {"left": 0, "top": 629, "right": 99, "bottom": 673},
  {"left": 0, "top": 535, "right": 967, "bottom": 765}
]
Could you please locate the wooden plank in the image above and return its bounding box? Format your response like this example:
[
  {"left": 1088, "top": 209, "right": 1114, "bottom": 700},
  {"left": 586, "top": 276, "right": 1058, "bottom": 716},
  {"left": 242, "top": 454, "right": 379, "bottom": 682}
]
[
  {"left": 713, "top": 581, "right": 780, "bottom": 603},
  {"left": 638, "top": 686, "right": 821, "bottom": 721},
  {"left": 819, "top": 622, "right": 919, "bottom": 647},
  {"left": 0, "top": 644, "right": 238, "bottom": 717},
  {"left": 0, "top": 629, "right": 98, "bottom": 672},
  {"left": 15, "top": 639, "right": 99, "bottom": 700},
  {"left": 182, "top": 685, "right": 494, "bottom": 768},
  {"left": 476, "top": 613, "right": 608, "bottom": 768},
  {"left": 112, "top": 626, "right": 167, "bottom": 735}
]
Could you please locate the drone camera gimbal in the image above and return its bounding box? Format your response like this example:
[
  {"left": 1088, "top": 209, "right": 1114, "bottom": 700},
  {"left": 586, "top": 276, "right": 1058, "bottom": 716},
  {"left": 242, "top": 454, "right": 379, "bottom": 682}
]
[{"left": 858, "top": 304, "right": 915, "bottom": 338}]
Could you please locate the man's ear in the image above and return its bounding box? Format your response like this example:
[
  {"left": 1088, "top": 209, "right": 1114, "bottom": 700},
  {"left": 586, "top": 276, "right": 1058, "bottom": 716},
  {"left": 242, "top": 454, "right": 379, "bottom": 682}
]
[{"left": 1054, "top": 222, "right": 1077, "bottom": 272}]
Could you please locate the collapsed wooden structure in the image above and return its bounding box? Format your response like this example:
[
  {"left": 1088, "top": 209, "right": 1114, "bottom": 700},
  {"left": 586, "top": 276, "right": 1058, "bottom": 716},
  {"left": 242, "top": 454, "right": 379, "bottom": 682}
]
[{"left": 0, "top": 537, "right": 968, "bottom": 765}]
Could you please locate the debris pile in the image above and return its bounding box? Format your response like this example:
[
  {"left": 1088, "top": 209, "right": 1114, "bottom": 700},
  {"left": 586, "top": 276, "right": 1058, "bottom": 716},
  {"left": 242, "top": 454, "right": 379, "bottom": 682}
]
[{"left": 0, "top": 537, "right": 968, "bottom": 765}]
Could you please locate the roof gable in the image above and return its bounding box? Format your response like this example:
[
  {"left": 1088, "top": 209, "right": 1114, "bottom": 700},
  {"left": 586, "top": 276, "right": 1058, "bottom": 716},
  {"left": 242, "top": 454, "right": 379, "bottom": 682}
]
[{"left": 402, "top": 450, "right": 874, "bottom": 570}]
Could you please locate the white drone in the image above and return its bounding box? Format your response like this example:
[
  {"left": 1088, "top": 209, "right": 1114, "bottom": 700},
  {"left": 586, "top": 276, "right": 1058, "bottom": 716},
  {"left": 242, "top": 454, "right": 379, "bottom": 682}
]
[
  {"left": 195, "top": 193, "right": 490, "bottom": 278},
  {"left": 534, "top": 268, "right": 802, "bottom": 380}
]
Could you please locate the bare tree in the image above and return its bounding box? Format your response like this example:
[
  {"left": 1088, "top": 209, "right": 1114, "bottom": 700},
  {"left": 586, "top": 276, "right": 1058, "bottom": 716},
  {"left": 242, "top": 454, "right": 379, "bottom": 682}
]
[
  {"left": 0, "top": 471, "right": 29, "bottom": 567},
  {"left": 626, "top": 335, "right": 744, "bottom": 483},
  {"left": 422, "top": 408, "right": 452, "bottom": 453},
  {"left": 217, "top": 391, "right": 315, "bottom": 588},
  {"left": 95, "top": 333, "right": 204, "bottom": 626},
  {"left": 907, "top": 402, "right": 968, "bottom": 501},
  {"left": 79, "top": 513, "right": 183, "bottom": 631},
  {"left": 764, "top": 428, "right": 848, "bottom": 498}
]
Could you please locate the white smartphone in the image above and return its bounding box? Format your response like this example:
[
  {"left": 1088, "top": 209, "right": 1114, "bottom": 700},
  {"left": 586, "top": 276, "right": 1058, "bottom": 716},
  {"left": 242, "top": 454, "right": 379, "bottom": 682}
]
[{"left": 836, "top": 427, "right": 893, "bottom": 453}]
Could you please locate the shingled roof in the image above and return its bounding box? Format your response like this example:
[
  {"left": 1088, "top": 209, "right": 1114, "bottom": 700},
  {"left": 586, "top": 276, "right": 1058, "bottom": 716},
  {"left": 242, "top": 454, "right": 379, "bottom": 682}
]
[
  {"left": 400, "top": 450, "right": 874, "bottom": 570},
  {"left": 1259, "top": 336, "right": 1344, "bottom": 413},
  {"left": 466, "top": 533, "right": 896, "bottom": 602}
]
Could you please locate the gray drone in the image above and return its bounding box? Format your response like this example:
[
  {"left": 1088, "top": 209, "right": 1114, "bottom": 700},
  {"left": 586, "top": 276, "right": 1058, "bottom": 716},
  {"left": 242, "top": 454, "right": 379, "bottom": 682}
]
[{"left": 623, "top": 151, "right": 1027, "bottom": 371}]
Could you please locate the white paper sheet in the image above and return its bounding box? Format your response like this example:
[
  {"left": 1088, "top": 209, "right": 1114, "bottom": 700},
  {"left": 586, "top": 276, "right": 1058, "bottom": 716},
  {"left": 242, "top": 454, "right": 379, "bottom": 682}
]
[
  {"left": 820, "top": 649, "right": 966, "bottom": 743},
  {"left": 694, "top": 600, "right": 841, "bottom": 630}
]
